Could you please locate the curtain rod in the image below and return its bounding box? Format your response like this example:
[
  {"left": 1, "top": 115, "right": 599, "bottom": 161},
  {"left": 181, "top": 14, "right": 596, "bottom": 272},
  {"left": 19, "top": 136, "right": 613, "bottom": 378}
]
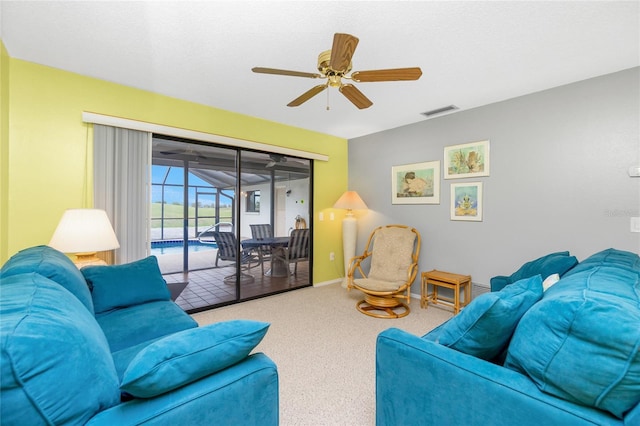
[{"left": 82, "top": 112, "right": 329, "bottom": 162}]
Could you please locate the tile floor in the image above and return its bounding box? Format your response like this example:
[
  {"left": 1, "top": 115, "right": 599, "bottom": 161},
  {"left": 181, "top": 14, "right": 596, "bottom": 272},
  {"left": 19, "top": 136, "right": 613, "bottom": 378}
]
[{"left": 158, "top": 251, "right": 310, "bottom": 313}]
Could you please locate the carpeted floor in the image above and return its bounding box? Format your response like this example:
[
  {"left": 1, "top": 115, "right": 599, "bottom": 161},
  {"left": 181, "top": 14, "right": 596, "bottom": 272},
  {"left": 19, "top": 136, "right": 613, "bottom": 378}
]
[{"left": 192, "top": 283, "right": 453, "bottom": 426}]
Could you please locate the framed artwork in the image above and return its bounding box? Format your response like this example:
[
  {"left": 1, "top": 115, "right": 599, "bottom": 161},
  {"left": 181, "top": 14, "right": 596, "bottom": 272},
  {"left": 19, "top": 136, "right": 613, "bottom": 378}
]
[
  {"left": 444, "top": 140, "right": 490, "bottom": 179},
  {"left": 392, "top": 161, "right": 441, "bottom": 204},
  {"left": 450, "top": 182, "right": 483, "bottom": 221}
]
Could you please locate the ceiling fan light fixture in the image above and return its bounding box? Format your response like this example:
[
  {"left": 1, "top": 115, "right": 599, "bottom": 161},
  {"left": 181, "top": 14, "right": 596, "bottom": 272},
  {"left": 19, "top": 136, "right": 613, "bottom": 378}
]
[
  {"left": 328, "top": 74, "right": 342, "bottom": 87},
  {"left": 318, "top": 50, "right": 352, "bottom": 75}
]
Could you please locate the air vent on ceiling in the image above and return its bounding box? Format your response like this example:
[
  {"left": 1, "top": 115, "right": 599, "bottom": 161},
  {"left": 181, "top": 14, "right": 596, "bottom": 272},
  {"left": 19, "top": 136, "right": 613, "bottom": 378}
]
[{"left": 421, "top": 105, "right": 459, "bottom": 118}]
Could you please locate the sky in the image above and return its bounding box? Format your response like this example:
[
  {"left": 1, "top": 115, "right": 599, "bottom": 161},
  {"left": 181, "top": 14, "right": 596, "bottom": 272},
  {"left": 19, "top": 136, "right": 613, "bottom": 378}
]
[{"left": 152, "top": 165, "right": 214, "bottom": 205}]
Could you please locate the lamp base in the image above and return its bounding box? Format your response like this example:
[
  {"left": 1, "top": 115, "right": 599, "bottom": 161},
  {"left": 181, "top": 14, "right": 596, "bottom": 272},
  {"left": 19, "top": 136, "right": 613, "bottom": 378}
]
[
  {"left": 341, "top": 215, "right": 357, "bottom": 289},
  {"left": 341, "top": 277, "right": 350, "bottom": 289},
  {"left": 73, "top": 252, "right": 107, "bottom": 269}
]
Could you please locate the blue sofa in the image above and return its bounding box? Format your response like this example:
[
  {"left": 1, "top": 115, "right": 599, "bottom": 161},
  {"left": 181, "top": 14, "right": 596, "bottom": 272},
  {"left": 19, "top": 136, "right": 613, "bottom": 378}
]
[
  {"left": 1, "top": 246, "right": 279, "bottom": 425},
  {"left": 376, "top": 248, "right": 640, "bottom": 425},
  {"left": 489, "top": 250, "right": 578, "bottom": 292}
]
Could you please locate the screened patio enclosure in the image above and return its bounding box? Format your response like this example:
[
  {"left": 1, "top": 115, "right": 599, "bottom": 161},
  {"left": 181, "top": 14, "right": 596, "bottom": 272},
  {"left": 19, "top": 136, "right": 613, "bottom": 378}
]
[{"left": 151, "top": 136, "right": 312, "bottom": 312}]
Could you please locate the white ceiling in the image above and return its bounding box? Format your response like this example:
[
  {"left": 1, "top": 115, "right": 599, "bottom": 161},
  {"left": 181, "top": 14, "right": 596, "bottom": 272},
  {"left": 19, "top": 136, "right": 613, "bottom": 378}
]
[{"left": 1, "top": 1, "right": 638, "bottom": 139}]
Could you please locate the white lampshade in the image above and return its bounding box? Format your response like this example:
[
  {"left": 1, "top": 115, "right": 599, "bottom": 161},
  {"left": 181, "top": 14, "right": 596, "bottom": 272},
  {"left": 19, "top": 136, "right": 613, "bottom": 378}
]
[
  {"left": 49, "top": 209, "right": 120, "bottom": 254},
  {"left": 333, "top": 191, "right": 368, "bottom": 211}
]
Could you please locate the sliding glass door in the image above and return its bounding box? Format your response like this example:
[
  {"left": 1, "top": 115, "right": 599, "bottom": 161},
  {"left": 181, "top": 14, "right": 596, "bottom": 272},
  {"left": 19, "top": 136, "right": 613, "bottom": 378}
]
[
  {"left": 239, "top": 152, "right": 311, "bottom": 299},
  {"left": 150, "top": 136, "right": 312, "bottom": 313}
]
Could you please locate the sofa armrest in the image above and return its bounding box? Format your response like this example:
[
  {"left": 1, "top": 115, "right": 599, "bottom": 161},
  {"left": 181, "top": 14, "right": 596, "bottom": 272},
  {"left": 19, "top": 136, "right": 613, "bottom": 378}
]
[
  {"left": 376, "top": 328, "right": 621, "bottom": 426},
  {"left": 87, "top": 353, "right": 278, "bottom": 426},
  {"left": 489, "top": 275, "right": 510, "bottom": 292}
]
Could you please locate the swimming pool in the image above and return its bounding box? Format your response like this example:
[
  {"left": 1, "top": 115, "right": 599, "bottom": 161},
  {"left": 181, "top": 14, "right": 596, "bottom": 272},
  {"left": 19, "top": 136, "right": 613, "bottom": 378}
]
[{"left": 151, "top": 240, "right": 217, "bottom": 255}]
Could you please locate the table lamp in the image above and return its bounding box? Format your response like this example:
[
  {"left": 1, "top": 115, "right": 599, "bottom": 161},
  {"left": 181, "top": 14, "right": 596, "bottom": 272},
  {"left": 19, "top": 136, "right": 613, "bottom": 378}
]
[
  {"left": 49, "top": 208, "right": 120, "bottom": 268},
  {"left": 333, "top": 191, "right": 368, "bottom": 288}
]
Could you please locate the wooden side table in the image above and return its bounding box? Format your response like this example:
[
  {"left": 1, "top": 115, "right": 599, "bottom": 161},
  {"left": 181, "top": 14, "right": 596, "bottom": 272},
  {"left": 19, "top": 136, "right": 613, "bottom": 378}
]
[{"left": 421, "top": 270, "right": 472, "bottom": 314}]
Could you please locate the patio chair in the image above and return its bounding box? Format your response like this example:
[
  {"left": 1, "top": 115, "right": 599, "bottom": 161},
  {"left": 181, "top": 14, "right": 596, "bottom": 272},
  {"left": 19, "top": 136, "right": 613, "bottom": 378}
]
[
  {"left": 279, "top": 228, "right": 310, "bottom": 276},
  {"left": 212, "top": 231, "right": 259, "bottom": 283},
  {"left": 250, "top": 224, "right": 274, "bottom": 274},
  {"left": 347, "top": 224, "right": 421, "bottom": 318}
]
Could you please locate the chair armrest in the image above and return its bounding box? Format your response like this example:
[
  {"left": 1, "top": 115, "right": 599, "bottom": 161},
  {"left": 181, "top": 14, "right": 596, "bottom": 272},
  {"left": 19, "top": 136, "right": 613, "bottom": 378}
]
[
  {"left": 376, "top": 328, "right": 620, "bottom": 426},
  {"left": 406, "top": 261, "right": 419, "bottom": 284},
  {"left": 87, "top": 354, "right": 278, "bottom": 426},
  {"left": 347, "top": 254, "right": 370, "bottom": 276},
  {"left": 347, "top": 254, "right": 370, "bottom": 289},
  {"left": 349, "top": 253, "right": 367, "bottom": 263}
]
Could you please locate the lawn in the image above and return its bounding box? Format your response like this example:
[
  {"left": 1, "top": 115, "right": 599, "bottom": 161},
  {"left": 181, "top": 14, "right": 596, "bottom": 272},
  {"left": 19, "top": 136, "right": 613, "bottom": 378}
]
[{"left": 151, "top": 203, "right": 232, "bottom": 228}]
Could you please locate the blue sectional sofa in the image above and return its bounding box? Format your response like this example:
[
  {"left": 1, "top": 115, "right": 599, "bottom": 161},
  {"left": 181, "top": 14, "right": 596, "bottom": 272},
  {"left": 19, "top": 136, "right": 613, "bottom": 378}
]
[
  {"left": 489, "top": 250, "right": 578, "bottom": 292},
  {"left": 1, "top": 246, "right": 279, "bottom": 425},
  {"left": 376, "top": 248, "right": 640, "bottom": 425}
]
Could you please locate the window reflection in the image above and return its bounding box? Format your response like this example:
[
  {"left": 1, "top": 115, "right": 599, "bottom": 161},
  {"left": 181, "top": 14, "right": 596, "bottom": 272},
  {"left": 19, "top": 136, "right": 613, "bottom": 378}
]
[{"left": 246, "top": 190, "right": 260, "bottom": 213}]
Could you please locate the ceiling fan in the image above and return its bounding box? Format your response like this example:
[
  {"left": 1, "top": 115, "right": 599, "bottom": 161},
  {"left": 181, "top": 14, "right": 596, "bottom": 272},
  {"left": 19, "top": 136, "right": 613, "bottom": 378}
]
[
  {"left": 252, "top": 33, "right": 422, "bottom": 109},
  {"left": 158, "top": 147, "right": 209, "bottom": 161},
  {"left": 265, "top": 154, "right": 309, "bottom": 169},
  {"left": 266, "top": 154, "right": 286, "bottom": 168}
]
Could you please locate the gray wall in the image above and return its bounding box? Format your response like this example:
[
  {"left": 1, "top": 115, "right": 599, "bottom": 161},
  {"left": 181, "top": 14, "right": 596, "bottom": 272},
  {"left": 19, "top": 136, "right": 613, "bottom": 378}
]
[{"left": 348, "top": 67, "right": 640, "bottom": 289}]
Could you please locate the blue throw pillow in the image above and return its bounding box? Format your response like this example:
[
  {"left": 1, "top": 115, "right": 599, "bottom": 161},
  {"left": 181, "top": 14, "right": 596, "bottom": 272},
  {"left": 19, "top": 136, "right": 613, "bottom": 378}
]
[
  {"left": 0, "top": 245, "right": 94, "bottom": 313},
  {"left": 423, "top": 275, "right": 543, "bottom": 360},
  {"left": 1, "top": 273, "right": 120, "bottom": 425},
  {"left": 120, "top": 320, "right": 270, "bottom": 398},
  {"left": 82, "top": 256, "right": 170, "bottom": 314},
  {"left": 505, "top": 262, "right": 640, "bottom": 419}
]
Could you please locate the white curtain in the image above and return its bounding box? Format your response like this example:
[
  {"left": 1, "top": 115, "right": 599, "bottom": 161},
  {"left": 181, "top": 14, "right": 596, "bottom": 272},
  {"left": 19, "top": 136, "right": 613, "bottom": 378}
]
[{"left": 93, "top": 125, "right": 151, "bottom": 264}]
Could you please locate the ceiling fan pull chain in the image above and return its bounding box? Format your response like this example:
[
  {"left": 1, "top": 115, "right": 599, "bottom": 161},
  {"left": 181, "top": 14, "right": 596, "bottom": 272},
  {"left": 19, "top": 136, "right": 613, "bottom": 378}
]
[{"left": 326, "top": 86, "right": 330, "bottom": 111}]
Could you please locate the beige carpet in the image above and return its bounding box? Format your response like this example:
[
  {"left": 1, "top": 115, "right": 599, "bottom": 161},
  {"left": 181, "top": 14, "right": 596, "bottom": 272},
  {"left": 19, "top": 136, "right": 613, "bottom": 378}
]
[{"left": 192, "top": 283, "right": 453, "bottom": 426}]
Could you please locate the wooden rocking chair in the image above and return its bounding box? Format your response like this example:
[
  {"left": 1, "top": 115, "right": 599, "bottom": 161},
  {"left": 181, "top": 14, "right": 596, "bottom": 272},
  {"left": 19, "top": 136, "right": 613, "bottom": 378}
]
[{"left": 347, "top": 224, "right": 421, "bottom": 318}]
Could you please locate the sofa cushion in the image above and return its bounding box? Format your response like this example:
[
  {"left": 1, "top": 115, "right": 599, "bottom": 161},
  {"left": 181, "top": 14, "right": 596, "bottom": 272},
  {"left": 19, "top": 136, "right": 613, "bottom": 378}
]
[
  {"left": 0, "top": 273, "right": 120, "bottom": 425},
  {"left": 505, "top": 257, "right": 640, "bottom": 419},
  {"left": 96, "top": 300, "right": 198, "bottom": 353},
  {"left": 120, "top": 320, "right": 270, "bottom": 398},
  {"left": 563, "top": 247, "right": 640, "bottom": 278},
  {"left": 111, "top": 337, "right": 165, "bottom": 380},
  {"left": 82, "top": 256, "right": 171, "bottom": 314},
  {"left": 0, "top": 245, "right": 94, "bottom": 313},
  {"left": 423, "top": 275, "right": 543, "bottom": 360},
  {"left": 490, "top": 251, "right": 577, "bottom": 292}
]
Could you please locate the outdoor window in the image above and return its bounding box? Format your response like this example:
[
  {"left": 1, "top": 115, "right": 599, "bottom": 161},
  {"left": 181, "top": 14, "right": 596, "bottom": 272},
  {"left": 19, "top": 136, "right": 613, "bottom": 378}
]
[{"left": 246, "top": 190, "right": 260, "bottom": 213}]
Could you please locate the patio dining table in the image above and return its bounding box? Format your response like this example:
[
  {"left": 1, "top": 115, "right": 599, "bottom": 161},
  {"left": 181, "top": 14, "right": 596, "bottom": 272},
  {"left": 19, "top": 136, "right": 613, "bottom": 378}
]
[{"left": 241, "top": 236, "right": 290, "bottom": 277}]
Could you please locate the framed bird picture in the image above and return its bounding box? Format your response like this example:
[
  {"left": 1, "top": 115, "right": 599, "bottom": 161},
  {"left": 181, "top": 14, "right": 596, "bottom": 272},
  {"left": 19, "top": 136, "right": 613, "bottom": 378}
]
[{"left": 391, "top": 161, "right": 440, "bottom": 205}]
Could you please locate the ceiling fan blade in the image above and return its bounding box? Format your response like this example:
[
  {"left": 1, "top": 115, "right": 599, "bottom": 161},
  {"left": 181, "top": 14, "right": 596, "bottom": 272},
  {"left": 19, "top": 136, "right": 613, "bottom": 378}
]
[
  {"left": 351, "top": 67, "right": 423, "bottom": 82},
  {"left": 252, "top": 67, "right": 322, "bottom": 79},
  {"left": 339, "top": 84, "right": 373, "bottom": 109},
  {"left": 287, "top": 84, "right": 327, "bottom": 107},
  {"left": 329, "top": 33, "right": 359, "bottom": 72}
]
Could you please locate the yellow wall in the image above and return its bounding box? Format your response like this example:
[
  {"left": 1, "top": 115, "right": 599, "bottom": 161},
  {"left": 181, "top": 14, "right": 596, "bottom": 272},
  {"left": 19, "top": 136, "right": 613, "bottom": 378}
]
[
  {"left": 1, "top": 42, "right": 9, "bottom": 262},
  {"left": 4, "top": 57, "right": 348, "bottom": 284}
]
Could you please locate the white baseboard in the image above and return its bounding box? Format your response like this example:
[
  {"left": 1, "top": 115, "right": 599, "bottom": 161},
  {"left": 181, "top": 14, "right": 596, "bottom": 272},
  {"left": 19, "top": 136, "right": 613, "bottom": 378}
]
[
  {"left": 317, "top": 281, "right": 489, "bottom": 296},
  {"left": 314, "top": 279, "right": 342, "bottom": 288},
  {"left": 412, "top": 282, "right": 490, "bottom": 302}
]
